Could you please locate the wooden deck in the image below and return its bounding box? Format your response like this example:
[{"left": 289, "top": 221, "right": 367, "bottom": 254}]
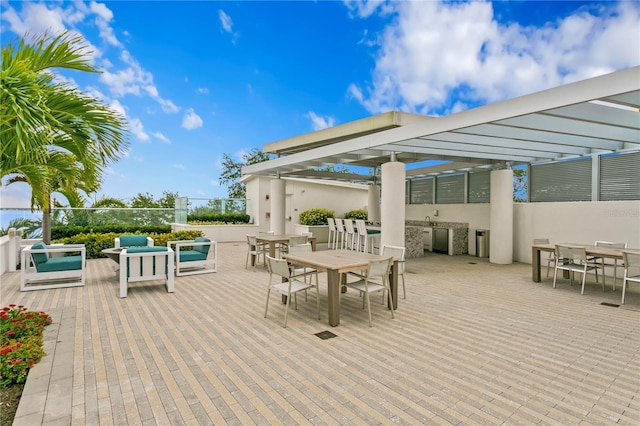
[{"left": 2, "top": 242, "right": 639, "bottom": 425}]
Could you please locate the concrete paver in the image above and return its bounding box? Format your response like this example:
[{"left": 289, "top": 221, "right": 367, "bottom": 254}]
[{"left": 2, "top": 242, "right": 639, "bottom": 425}]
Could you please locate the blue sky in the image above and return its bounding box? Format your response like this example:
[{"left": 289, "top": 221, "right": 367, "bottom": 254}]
[{"left": 1, "top": 0, "right": 639, "bottom": 210}]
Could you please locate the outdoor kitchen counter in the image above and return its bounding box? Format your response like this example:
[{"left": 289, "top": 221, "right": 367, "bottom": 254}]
[{"left": 406, "top": 221, "right": 469, "bottom": 256}]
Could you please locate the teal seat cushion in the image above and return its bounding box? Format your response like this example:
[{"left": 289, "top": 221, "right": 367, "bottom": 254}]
[
  {"left": 119, "top": 235, "right": 149, "bottom": 247},
  {"left": 30, "top": 242, "right": 49, "bottom": 266},
  {"left": 194, "top": 237, "right": 210, "bottom": 255},
  {"left": 126, "top": 246, "right": 167, "bottom": 254},
  {"left": 367, "top": 229, "right": 381, "bottom": 235},
  {"left": 37, "top": 256, "right": 82, "bottom": 272},
  {"left": 179, "top": 250, "right": 207, "bottom": 262}
]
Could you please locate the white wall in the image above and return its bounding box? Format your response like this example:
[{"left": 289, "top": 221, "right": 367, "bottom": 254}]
[
  {"left": 407, "top": 200, "right": 640, "bottom": 262},
  {"left": 514, "top": 200, "right": 640, "bottom": 264},
  {"left": 283, "top": 178, "right": 368, "bottom": 234}
]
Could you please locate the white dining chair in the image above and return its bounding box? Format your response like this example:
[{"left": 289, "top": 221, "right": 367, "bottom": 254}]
[{"left": 621, "top": 250, "right": 640, "bottom": 305}]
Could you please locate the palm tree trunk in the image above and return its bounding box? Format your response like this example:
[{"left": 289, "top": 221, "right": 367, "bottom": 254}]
[{"left": 42, "top": 201, "right": 52, "bottom": 244}]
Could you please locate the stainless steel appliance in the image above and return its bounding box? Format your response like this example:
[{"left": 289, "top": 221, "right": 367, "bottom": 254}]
[{"left": 433, "top": 228, "right": 448, "bottom": 254}]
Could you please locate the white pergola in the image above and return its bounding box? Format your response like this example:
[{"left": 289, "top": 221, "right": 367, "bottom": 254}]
[
  {"left": 243, "top": 67, "right": 640, "bottom": 263},
  {"left": 244, "top": 66, "right": 639, "bottom": 180}
]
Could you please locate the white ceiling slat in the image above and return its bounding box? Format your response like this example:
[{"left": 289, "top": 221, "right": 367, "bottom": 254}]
[
  {"left": 243, "top": 67, "right": 640, "bottom": 178},
  {"left": 455, "top": 123, "right": 621, "bottom": 151},
  {"left": 544, "top": 102, "right": 640, "bottom": 128},
  {"left": 496, "top": 114, "right": 639, "bottom": 143},
  {"left": 411, "top": 132, "right": 590, "bottom": 156},
  {"left": 375, "top": 144, "right": 543, "bottom": 163}
]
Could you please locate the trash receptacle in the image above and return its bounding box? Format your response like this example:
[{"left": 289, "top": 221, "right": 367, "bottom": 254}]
[{"left": 476, "top": 229, "right": 489, "bottom": 258}]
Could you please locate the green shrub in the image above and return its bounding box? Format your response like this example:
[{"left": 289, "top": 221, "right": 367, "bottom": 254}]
[
  {"left": 187, "top": 213, "right": 250, "bottom": 224},
  {"left": 52, "top": 224, "right": 171, "bottom": 239},
  {"left": 1, "top": 305, "right": 52, "bottom": 387},
  {"left": 299, "top": 208, "right": 334, "bottom": 226},
  {"left": 344, "top": 209, "right": 368, "bottom": 220},
  {"left": 54, "top": 230, "right": 203, "bottom": 259}
]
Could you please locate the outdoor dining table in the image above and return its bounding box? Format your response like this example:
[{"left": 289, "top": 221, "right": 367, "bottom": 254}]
[
  {"left": 256, "top": 234, "right": 317, "bottom": 259},
  {"left": 283, "top": 249, "right": 399, "bottom": 327},
  {"left": 531, "top": 243, "right": 639, "bottom": 283}
]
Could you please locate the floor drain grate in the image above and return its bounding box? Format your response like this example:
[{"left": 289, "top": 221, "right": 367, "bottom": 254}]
[
  {"left": 468, "top": 262, "right": 477, "bottom": 265},
  {"left": 314, "top": 331, "right": 337, "bottom": 340},
  {"left": 600, "top": 302, "right": 620, "bottom": 308}
]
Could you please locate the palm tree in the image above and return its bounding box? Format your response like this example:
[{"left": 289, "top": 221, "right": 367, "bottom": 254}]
[
  {"left": 0, "top": 32, "right": 129, "bottom": 243},
  {"left": 0, "top": 217, "right": 42, "bottom": 239}
]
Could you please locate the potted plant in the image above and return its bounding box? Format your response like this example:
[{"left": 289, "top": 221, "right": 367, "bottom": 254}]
[{"left": 294, "top": 208, "right": 334, "bottom": 243}]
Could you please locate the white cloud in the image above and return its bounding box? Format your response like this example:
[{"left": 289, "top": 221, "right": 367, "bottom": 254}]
[
  {"left": 182, "top": 108, "right": 203, "bottom": 130},
  {"left": 197, "top": 87, "right": 210, "bottom": 94},
  {"left": 218, "top": 9, "right": 233, "bottom": 33},
  {"left": 210, "top": 180, "right": 220, "bottom": 187},
  {"left": 351, "top": 1, "right": 640, "bottom": 115},
  {"left": 218, "top": 9, "right": 239, "bottom": 43},
  {"left": 152, "top": 132, "right": 171, "bottom": 144},
  {"left": 99, "top": 50, "right": 179, "bottom": 113},
  {"left": 129, "top": 118, "right": 149, "bottom": 142},
  {"left": 1, "top": 2, "right": 101, "bottom": 63},
  {"left": 89, "top": 1, "right": 120, "bottom": 46},
  {"left": 171, "top": 164, "right": 185, "bottom": 169},
  {"left": 307, "top": 112, "right": 336, "bottom": 131}
]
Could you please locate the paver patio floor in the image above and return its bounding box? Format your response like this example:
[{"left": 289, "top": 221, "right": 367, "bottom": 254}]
[{"left": 2, "top": 242, "right": 639, "bottom": 425}]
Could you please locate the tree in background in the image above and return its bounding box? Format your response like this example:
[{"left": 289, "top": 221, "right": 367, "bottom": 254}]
[
  {"left": 0, "top": 32, "right": 128, "bottom": 243},
  {"left": 0, "top": 218, "right": 42, "bottom": 239},
  {"left": 513, "top": 167, "right": 528, "bottom": 202},
  {"left": 219, "top": 148, "right": 271, "bottom": 199},
  {"left": 130, "top": 191, "right": 178, "bottom": 208}
]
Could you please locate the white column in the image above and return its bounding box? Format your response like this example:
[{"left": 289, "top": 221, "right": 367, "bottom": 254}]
[
  {"left": 489, "top": 168, "right": 513, "bottom": 264},
  {"left": 381, "top": 162, "right": 405, "bottom": 250},
  {"left": 367, "top": 185, "right": 381, "bottom": 223},
  {"left": 8, "top": 228, "right": 17, "bottom": 272},
  {"left": 270, "top": 178, "right": 286, "bottom": 234}
]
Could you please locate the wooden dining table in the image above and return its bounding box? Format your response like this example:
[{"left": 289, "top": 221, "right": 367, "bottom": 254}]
[
  {"left": 256, "top": 234, "right": 317, "bottom": 259},
  {"left": 531, "top": 243, "right": 639, "bottom": 283},
  {"left": 283, "top": 250, "right": 398, "bottom": 327}
]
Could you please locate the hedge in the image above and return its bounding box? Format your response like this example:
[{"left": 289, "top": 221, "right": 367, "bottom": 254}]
[
  {"left": 187, "top": 213, "right": 251, "bottom": 224},
  {"left": 52, "top": 225, "right": 172, "bottom": 239},
  {"left": 299, "top": 208, "right": 334, "bottom": 226},
  {"left": 344, "top": 209, "right": 368, "bottom": 220},
  {"left": 54, "top": 230, "right": 203, "bottom": 259}
]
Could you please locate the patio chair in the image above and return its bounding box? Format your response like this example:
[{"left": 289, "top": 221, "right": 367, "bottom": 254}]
[
  {"left": 264, "top": 255, "right": 320, "bottom": 328},
  {"left": 115, "top": 234, "right": 154, "bottom": 248},
  {"left": 345, "top": 257, "right": 394, "bottom": 327},
  {"left": 20, "top": 242, "right": 86, "bottom": 291},
  {"left": 381, "top": 245, "right": 406, "bottom": 299},
  {"left": 287, "top": 243, "right": 318, "bottom": 286},
  {"left": 553, "top": 244, "right": 599, "bottom": 295},
  {"left": 355, "top": 219, "right": 380, "bottom": 254},
  {"left": 334, "top": 218, "right": 346, "bottom": 250},
  {"left": 245, "top": 235, "right": 268, "bottom": 270},
  {"left": 119, "top": 247, "right": 174, "bottom": 298},
  {"left": 344, "top": 219, "right": 356, "bottom": 250},
  {"left": 327, "top": 217, "right": 337, "bottom": 249},
  {"left": 533, "top": 238, "right": 556, "bottom": 278},
  {"left": 588, "top": 241, "right": 627, "bottom": 291},
  {"left": 621, "top": 250, "right": 640, "bottom": 305},
  {"left": 280, "top": 235, "right": 308, "bottom": 255},
  {"left": 167, "top": 237, "right": 217, "bottom": 276}
]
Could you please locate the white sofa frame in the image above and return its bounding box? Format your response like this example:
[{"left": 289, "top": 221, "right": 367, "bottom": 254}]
[
  {"left": 119, "top": 248, "right": 174, "bottom": 298},
  {"left": 167, "top": 240, "right": 218, "bottom": 276},
  {"left": 20, "top": 244, "right": 86, "bottom": 291}
]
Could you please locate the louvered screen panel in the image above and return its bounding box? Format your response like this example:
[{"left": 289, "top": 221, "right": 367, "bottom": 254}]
[
  {"left": 468, "top": 172, "right": 491, "bottom": 203},
  {"left": 436, "top": 174, "right": 465, "bottom": 204},
  {"left": 530, "top": 158, "right": 592, "bottom": 202},
  {"left": 600, "top": 151, "right": 640, "bottom": 201},
  {"left": 409, "top": 177, "right": 434, "bottom": 204}
]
